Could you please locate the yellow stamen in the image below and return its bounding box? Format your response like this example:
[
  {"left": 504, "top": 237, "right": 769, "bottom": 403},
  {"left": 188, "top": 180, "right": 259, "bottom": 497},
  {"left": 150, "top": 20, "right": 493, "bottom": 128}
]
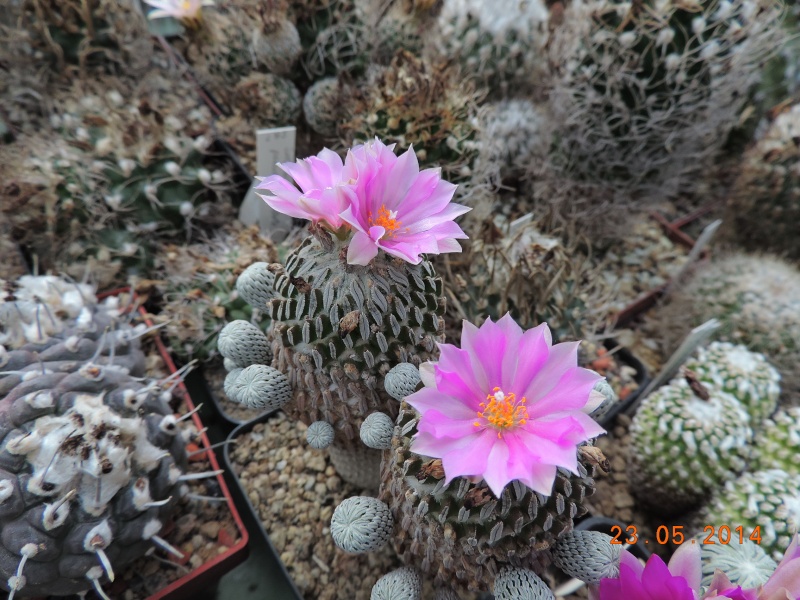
[
  {"left": 368, "top": 205, "right": 401, "bottom": 235},
  {"left": 474, "top": 387, "right": 529, "bottom": 438}
]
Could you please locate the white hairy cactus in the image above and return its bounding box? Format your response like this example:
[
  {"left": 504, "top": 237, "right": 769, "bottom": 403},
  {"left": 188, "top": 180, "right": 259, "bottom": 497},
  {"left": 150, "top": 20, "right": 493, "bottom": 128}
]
[
  {"left": 217, "top": 320, "right": 273, "bottom": 368},
  {"left": 384, "top": 363, "right": 422, "bottom": 401},
  {"left": 551, "top": 531, "right": 621, "bottom": 584},
  {"left": 360, "top": 412, "right": 395, "bottom": 450},
  {"left": 699, "top": 533, "right": 777, "bottom": 588},
  {"left": 330, "top": 496, "right": 394, "bottom": 554},
  {"left": 371, "top": 567, "right": 422, "bottom": 600},
  {"left": 306, "top": 421, "right": 335, "bottom": 450},
  {"left": 493, "top": 567, "right": 554, "bottom": 600},
  {"left": 225, "top": 364, "right": 291, "bottom": 410}
]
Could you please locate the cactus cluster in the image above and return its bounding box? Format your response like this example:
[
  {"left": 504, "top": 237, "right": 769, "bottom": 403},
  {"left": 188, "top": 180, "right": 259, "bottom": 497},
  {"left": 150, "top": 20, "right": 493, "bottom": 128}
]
[
  {"left": 726, "top": 100, "right": 800, "bottom": 261},
  {"left": 656, "top": 253, "right": 800, "bottom": 397},
  {"left": 0, "top": 276, "right": 201, "bottom": 598},
  {"left": 545, "top": 0, "right": 786, "bottom": 204}
]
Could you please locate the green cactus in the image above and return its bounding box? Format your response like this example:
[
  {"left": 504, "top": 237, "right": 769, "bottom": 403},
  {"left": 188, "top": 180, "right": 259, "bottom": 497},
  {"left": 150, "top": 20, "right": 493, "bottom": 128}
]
[
  {"left": 700, "top": 469, "right": 800, "bottom": 561},
  {"left": 627, "top": 376, "right": 753, "bottom": 516},
  {"left": 750, "top": 407, "right": 800, "bottom": 475},
  {"left": 699, "top": 533, "right": 777, "bottom": 589},
  {"left": 657, "top": 253, "right": 800, "bottom": 397},
  {"left": 683, "top": 342, "right": 781, "bottom": 424},
  {"left": 726, "top": 101, "right": 800, "bottom": 260}
]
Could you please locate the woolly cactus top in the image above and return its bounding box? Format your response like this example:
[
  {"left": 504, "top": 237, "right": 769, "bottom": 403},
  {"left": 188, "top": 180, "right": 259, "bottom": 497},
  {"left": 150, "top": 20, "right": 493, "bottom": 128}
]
[
  {"left": 405, "top": 314, "right": 604, "bottom": 497},
  {"left": 255, "top": 139, "right": 470, "bottom": 266}
]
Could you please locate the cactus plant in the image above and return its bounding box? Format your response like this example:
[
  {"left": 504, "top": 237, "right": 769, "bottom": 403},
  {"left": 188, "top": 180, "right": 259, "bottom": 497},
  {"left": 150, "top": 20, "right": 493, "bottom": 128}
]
[
  {"left": 656, "top": 253, "right": 800, "bottom": 396},
  {"left": 700, "top": 469, "right": 800, "bottom": 561},
  {"left": 699, "top": 533, "right": 777, "bottom": 589},
  {"left": 726, "top": 100, "right": 800, "bottom": 261},
  {"left": 546, "top": 0, "right": 786, "bottom": 204},
  {"left": 627, "top": 375, "right": 753, "bottom": 516},
  {"left": 682, "top": 342, "right": 781, "bottom": 423},
  {"left": 431, "top": 0, "right": 550, "bottom": 98},
  {"left": 0, "top": 276, "right": 204, "bottom": 598},
  {"left": 750, "top": 407, "right": 800, "bottom": 475},
  {"left": 303, "top": 77, "right": 345, "bottom": 137}
]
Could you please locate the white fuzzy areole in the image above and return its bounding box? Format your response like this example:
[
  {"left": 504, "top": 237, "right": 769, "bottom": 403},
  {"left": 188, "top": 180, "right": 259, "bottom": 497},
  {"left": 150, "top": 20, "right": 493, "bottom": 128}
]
[
  {"left": 0, "top": 480, "right": 14, "bottom": 503},
  {"left": 142, "top": 519, "right": 162, "bottom": 540},
  {"left": 42, "top": 501, "right": 70, "bottom": 530},
  {"left": 83, "top": 520, "right": 113, "bottom": 551}
]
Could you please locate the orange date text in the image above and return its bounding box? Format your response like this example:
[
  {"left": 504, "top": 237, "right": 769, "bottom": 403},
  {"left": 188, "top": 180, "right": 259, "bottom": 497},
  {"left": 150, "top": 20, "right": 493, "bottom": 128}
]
[{"left": 609, "top": 525, "right": 762, "bottom": 545}]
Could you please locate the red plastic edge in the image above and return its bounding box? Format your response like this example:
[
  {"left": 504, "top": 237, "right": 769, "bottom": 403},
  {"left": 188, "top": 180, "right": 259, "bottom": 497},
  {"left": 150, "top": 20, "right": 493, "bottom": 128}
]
[{"left": 139, "top": 306, "right": 249, "bottom": 600}]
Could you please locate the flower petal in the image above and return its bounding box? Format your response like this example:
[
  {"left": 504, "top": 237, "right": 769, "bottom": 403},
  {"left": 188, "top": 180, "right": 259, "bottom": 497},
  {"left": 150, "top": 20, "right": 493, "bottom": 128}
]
[{"left": 346, "top": 230, "right": 380, "bottom": 265}]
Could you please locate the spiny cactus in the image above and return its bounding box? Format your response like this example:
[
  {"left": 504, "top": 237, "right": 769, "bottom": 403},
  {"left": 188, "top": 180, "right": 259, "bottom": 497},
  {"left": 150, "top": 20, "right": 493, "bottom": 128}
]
[
  {"left": 431, "top": 0, "right": 550, "bottom": 98},
  {"left": 699, "top": 469, "right": 800, "bottom": 561},
  {"left": 726, "top": 100, "right": 800, "bottom": 260},
  {"left": 378, "top": 402, "right": 599, "bottom": 592},
  {"left": 683, "top": 342, "right": 781, "bottom": 423},
  {"left": 341, "top": 51, "right": 483, "bottom": 190},
  {"left": 750, "top": 407, "right": 800, "bottom": 475},
  {"left": 699, "top": 533, "right": 777, "bottom": 588},
  {"left": 627, "top": 376, "right": 753, "bottom": 516},
  {"left": 0, "top": 276, "right": 206, "bottom": 598},
  {"left": 303, "top": 77, "right": 345, "bottom": 137},
  {"left": 656, "top": 253, "right": 800, "bottom": 396},
  {"left": 546, "top": 0, "right": 786, "bottom": 203},
  {"left": 154, "top": 225, "right": 276, "bottom": 363}
]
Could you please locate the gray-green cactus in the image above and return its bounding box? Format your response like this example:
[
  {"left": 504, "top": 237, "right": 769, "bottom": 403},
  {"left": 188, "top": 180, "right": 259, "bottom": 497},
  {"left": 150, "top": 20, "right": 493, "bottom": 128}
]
[
  {"left": 331, "top": 496, "right": 394, "bottom": 554},
  {"left": 384, "top": 363, "right": 423, "bottom": 402},
  {"left": 750, "top": 407, "right": 800, "bottom": 475},
  {"left": 303, "top": 77, "right": 344, "bottom": 137},
  {"left": 361, "top": 412, "right": 395, "bottom": 450},
  {"left": 218, "top": 320, "right": 273, "bottom": 369},
  {"left": 371, "top": 567, "right": 422, "bottom": 600},
  {"left": 551, "top": 531, "right": 621, "bottom": 584},
  {"left": 224, "top": 364, "right": 292, "bottom": 411},
  {"left": 0, "top": 276, "right": 197, "bottom": 598},
  {"left": 628, "top": 376, "right": 753, "bottom": 516},
  {"left": 683, "top": 342, "right": 781, "bottom": 424},
  {"left": 306, "top": 420, "right": 335, "bottom": 450},
  {"left": 493, "top": 567, "right": 554, "bottom": 600}
]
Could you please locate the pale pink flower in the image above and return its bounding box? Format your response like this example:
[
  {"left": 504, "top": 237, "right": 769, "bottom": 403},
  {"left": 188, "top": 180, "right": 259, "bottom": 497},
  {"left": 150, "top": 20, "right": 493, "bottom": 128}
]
[
  {"left": 340, "top": 138, "right": 470, "bottom": 266},
  {"left": 405, "top": 314, "right": 605, "bottom": 497},
  {"left": 143, "top": 0, "right": 214, "bottom": 21},
  {"left": 254, "top": 148, "right": 353, "bottom": 230}
]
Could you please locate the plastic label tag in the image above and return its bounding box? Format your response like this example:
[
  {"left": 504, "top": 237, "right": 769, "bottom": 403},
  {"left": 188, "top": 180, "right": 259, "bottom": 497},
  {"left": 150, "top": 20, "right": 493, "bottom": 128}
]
[{"left": 238, "top": 126, "right": 297, "bottom": 241}]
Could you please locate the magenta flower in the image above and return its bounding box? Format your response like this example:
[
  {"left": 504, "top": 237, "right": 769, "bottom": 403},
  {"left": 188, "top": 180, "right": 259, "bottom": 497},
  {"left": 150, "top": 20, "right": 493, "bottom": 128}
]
[
  {"left": 255, "top": 147, "right": 353, "bottom": 229},
  {"left": 339, "top": 138, "right": 470, "bottom": 265},
  {"left": 405, "top": 314, "right": 605, "bottom": 497},
  {"left": 758, "top": 534, "right": 800, "bottom": 600},
  {"left": 596, "top": 544, "right": 702, "bottom": 600}
]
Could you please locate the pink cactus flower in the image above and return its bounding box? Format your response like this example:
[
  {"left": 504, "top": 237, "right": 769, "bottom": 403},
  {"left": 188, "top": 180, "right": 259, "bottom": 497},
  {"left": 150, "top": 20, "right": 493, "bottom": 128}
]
[
  {"left": 339, "top": 138, "right": 470, "bottom": 265},
  {"left": 405, "top": 314, "right": 605, "bottom": 497},
  {"left": 255, "top": 148, "right": 353, "bottom": 230},
  {"left": 143, "top": 0, "right": 214, "bottom": 21},
  {"left": 595, "top": 543, "right": 702, "bottom": 600}
]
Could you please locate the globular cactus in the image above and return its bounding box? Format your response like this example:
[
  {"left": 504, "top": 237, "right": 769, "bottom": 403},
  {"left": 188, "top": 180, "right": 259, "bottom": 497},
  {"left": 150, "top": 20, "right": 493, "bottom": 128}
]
[
  {"left": 551, "top": 531, "right": 621, "bottom": 584},
  {"left": 656, "top": 253, "right": 800, "bottom": 396},
  {"left": 431, "top": 0, "right": 550, "bottom": 98},
  {"left": 546, "top": 0, "right": 786, "bottom": 204},
  {"left": 330, "top": 495, "right": 394, "bottom": 554},
  {"left": 750, "top": 407, "right": 800, "bottom": 475},
  {"left": 726, "top": 101, "right": 800, "bottom": 261},
  {"left": 303, "top": 77, "right": 345, "bottom": 138},
  {"left": 341, "top": 51, "right": 483, "bottom": 190},
  {"left": 371, "top": 567, "right": 422, "bottom": 600},
  {"left": 699, "top": 469, "right": 800, "bottom": 561},
  {"left": 0, "top": 276, "right": 204, "bottom": 598},
  {"left": 627, "top": 375, "right": 753, "bottom": 516},
  {"left": 682, "top": 342, "right": 781, "bottom": 423},
  {"left": 378, "top": 403, "right": 600, "bottom": 592},
  {"left": 699, "top": 533, "right": 777, "bottom": 588}
]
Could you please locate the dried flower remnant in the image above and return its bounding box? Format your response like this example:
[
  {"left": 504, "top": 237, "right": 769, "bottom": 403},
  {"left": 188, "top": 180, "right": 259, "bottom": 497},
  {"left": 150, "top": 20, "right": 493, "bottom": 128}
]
[{"left": 406, "top": 314, "right": 604, "bottom": 497}]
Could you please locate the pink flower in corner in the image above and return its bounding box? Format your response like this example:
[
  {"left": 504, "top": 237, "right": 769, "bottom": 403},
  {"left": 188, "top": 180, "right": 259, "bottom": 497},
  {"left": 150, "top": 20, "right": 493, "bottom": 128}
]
[
  {"left": 340, "top": 138, "right": 470, "bottom": 266},
  {"left": 143, "top": 0, "right": 214, "bottom": 21},
  {"left": 596, "top": 544, "right": 702, "bottom": 600},
  {"left": 255, "top": 148, "right": 353, "bottom": 230},
  {"left": 405, "top": 314, "right": 605, "bottom": 497}
]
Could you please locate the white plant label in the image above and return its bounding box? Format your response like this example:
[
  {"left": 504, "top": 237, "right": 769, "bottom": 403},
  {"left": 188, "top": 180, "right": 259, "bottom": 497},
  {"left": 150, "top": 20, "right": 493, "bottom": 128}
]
[{"left": 238, "top": 126, "right": 297, "bottom": 241}]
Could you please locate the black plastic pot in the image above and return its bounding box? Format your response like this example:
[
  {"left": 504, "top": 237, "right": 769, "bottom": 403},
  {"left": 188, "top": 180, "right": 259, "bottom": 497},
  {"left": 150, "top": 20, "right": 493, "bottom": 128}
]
[
  {"left": 222, "top": 410, "right": 304, "bottom": 600},
  {"left": 595, "top": 339, "right": 650, "bottom": 428}
]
